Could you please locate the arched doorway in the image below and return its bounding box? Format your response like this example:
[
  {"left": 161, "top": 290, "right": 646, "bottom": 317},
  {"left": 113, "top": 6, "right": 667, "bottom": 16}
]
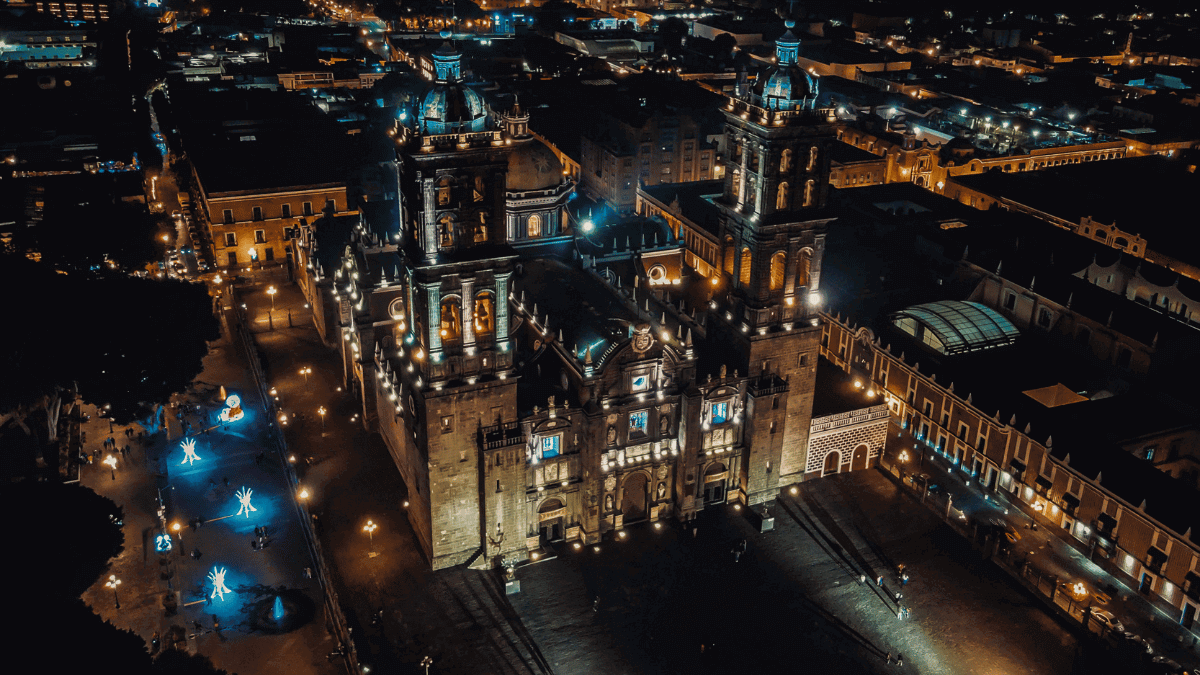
[
  {"left": 851, "top": 444, "right": 868, "bottom": 471},
  {"left": 538, "top": 498, "right": 565, "bottom": 544},
  {"left": 621, "top": 473, "right": 649, "bottom": 523},
  {"left": 822, "top": 451, "right": 840, "bottom": 477},
  {"left": 702, "top": 462, "right": 728, "bottom": 505}
]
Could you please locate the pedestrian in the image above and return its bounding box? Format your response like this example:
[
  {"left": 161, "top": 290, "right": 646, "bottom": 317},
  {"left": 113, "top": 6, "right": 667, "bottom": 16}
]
[
  {"left": 876, "top": 575, "right": 884, "bottom": 586},
  {"left": 191, "top": 518, "right": 198, "bottom": 533},
  {"left": 304, "top": 567, "right": 313, "bottom": 579},
  {"left": 859, "top": 574, "right": 866, "bottom": 584},
  {"left": 251, "top": 539, "right": 259, "bottom": 551},
  {"left": 206, "top": 593, "right": 212, "bottom": 606},
  {"left": 897, "top": 563, "right": 905, "bottom": 576},
  {"left": 886, "top": 652, "right": 893, "bottom": 665},
  {"left": 192, "top": 548, "right": 201, "bottom": 560},
  {"left": 895, "top": 591, "right": 903, "bottom": 602},
  {"left": 901, "top": 573, "right": 909, "bottom": 586},
  {"left": 897, "top": 653, "right": 904, "bottom": 666},
  {"left": 223, "top": 477, "right": 230, "bottom": 488}
]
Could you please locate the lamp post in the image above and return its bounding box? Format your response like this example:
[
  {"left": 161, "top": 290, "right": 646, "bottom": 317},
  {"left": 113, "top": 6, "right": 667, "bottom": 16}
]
[
  {"left": 318, "top": 406, "right": 326, "bottom": 435},
  {"left": 106, "top": 575, "right": 122, "bottom": 609},
  {"left": 267, "top": 285, "right": 277, "bottom": 311},
  {"left": 421, "top": 656, "right": 433, "bottom": 675},
  {"left": 364, "top": 520, "right": 378, "bottom": 556},
  {"left": 300, "top": 366, "right": 312, "bottom": 384},
  {"left": 172, "top": 521, "right": 184, "bottom": 557},
  {"left": 104, "top": 454, "right": 118, "bottom": 481}
]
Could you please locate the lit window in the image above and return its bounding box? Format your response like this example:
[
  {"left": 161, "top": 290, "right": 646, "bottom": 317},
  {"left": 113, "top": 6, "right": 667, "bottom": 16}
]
[
  {"left": 629, "top": 411, "right": 648, "bottom": 435},
  {"left": 711, "top": 401, "right": 728, "bottom": 424},
  {"left": 541, "top": 435, "right": 560, "bottom": 459},
  {"left": 632, "top": 374, "right": 649, "bottom": 392}
]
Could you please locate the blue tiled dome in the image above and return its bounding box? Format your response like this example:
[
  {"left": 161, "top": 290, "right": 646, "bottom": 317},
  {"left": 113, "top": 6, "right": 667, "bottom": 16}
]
[
  {"left": 752, "top": 21, "right": 818, "bottom": 111},
  {"left": 419, "top": 85, "right": 489, "bottom": 134}
]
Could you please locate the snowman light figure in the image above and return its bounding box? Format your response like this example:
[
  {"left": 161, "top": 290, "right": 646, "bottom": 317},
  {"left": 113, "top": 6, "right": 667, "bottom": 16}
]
[{"left": 180, "top": 438, "right": 202, "bottom": 466}]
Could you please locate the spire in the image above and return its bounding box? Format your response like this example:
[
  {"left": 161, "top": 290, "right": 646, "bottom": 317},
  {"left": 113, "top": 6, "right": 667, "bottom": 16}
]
[{"left": 585, "top": 345, "right": 593, "bottom": 365}]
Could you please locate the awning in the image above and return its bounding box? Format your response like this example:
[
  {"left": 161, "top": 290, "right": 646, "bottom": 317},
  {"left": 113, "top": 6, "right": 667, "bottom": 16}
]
[
  {"left": 1061, "top": 493, "right": 1080, "bottom": 514},
  {"left": 1097, "top": 512, "right": 1118, "bottom": 533},
  {"left": 1185, "top": 571, "right": 1200, "bottom": 600},
  {"left": 1146, "top": 546, "right": 1168, "bottom": 572}
]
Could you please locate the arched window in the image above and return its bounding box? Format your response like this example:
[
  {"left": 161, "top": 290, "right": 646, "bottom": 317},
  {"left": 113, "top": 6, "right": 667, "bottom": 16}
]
[
  {"left": 739, "top": 247, "right": 752, "bottom": 287},
  {"left": 780, "top": 149, "right": 792, "bottom": 173},
  {"left": 776, "top": 182, "right": 789, "bottom": 210},
  {"left": 474, "top": 175, "right": 485, "bottom": 202},
  {"left": 769, "top": 252, "right": 786, "bottom": 291},
  {"left": 731, "top": 169, "right": 741, "bottom": 200},
  {"left": 474, "top": 215, "right": 489, "bottom": 243},
  {"left": 803, "top": 179, "right": 815, "bottom": 207},
  {"left": 723, "top": 236, "right": 735, "bottom": 275},
  {"left": 437, "top": 177, "right": 452, "bottom": 206},
  {"left": 474, "top": 291, "right": 495, "bottom": 336},
  {"left": 808, "top": 145, "right": 818, "bottom": 171},
  {"left": 440, "top": 295, "right": 462, "bottom": 341},
  {"left": 437, "top": 215, "right": 457, "bottom": 248},
  {"left": 527, "top": 214, "right": 542, "bottom": 238},
  {"left": 797, "top": 248, "right": 812, "bottom": 287}
]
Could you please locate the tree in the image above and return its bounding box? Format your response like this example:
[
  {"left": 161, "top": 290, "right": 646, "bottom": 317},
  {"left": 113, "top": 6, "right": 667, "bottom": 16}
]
[
  {"left": 657, "top": 17, "right": 689, "bottom": 51},
  {"left": 1, "top": 482, "right": 124, "bottom": 600},
  {"left": 0, "top": 257, "right": 220, "bottom": 429}
]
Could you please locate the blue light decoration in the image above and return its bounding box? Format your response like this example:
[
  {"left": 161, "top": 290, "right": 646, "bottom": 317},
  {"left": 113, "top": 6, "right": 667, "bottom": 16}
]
[
  {"left": 629, "top": 410, "right": 648, "bottom": 434},
  {"left": 180, "top": 438, "right": 202, "bottom": 466},
  {"left": 218, "top": 394, "right": 244, "bottom": 423},
  {"left": 711, "top": 401, "right": 729, "bottom": 424},
  {"left": 208, "top": 567, "right": 232, "bottom": 602},
  {"left": 155, "top": 533, "right": 173, "bottom": 552},
  {"left": 541, "top": 435, "right": 560, "bottom": 459},
  {"left": 235, "top": 487, "right": 257, "bottom": 518}
]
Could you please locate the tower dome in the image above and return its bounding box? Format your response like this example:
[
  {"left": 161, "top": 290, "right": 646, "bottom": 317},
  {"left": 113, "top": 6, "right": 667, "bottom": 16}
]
[
  {"left": 415, "top": 32, "right": 490, "bottom": 135},
  {"left": 751, "top": 21, "right": 819, "bottom": 111},
  {"left": 503, "top": 99, "right": 563, "bottom": 191}
]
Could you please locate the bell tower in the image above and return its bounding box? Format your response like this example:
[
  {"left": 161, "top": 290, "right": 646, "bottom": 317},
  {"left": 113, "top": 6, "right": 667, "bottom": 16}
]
[{"left": 711, "top": 21, "right": 839, "bottom": 503}]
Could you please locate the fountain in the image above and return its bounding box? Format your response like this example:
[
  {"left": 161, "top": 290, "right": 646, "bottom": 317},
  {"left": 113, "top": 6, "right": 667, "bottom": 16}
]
[{"left": 249, "top": 588, "right": 315, "bottom": 634}]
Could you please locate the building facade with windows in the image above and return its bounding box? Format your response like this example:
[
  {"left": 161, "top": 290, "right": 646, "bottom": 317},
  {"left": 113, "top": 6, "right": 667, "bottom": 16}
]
[
  {"left": 191, "top": 174, "right": 351, "bottom": 271},
  {"left": 818, "top": 305, "right": 1200, "bottom": 635}
]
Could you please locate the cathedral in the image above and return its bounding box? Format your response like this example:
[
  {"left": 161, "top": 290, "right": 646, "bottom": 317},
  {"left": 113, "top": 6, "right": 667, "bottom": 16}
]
[{"left": 304, "top": 24, "right": 843, "bottom": 570}]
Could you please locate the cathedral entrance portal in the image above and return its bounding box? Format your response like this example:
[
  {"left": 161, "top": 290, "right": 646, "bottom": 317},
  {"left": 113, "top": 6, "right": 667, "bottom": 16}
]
[
  {"left": 621, "top": 473, "right": 649, "bottom": 523},
  {"left": 702, "top": 462, "right": 728, "bottom": 505},
  {"left": 538, "top": 498, "right": 565, "bottom": 545}
]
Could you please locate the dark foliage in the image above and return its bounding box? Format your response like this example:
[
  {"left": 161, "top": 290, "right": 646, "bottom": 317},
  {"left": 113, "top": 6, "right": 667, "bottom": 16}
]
[
  {"left": 0, "top": 258, "right": 219, "bottom": 424},
  {"left": 1, "top": 481, "right": 125, "bottom": 600}
]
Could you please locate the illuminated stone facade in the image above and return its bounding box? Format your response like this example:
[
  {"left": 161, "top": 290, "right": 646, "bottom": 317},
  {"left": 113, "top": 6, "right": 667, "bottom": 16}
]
[{"left": 318, "top": 27, "right": 850, "bottom": 571}]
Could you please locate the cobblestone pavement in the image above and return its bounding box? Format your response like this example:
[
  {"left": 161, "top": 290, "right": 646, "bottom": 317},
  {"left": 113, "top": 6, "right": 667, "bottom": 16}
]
[
  {"left": 78, "top": 321, "right": 337, "bottom": 675},
  {"left": 508, "top": 469, "right": 1077, "bottom": 675}
]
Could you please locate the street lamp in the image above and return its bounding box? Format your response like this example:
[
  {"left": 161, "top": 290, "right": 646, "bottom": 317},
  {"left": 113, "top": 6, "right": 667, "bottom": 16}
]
[
  {"left": 267, "top": 285, "right": 277, "bottom": 311},
  {"left": 172, "top": 521, "right": 184, "bottom": 555},
  {"left": 318, "top": 406, "right": 326, "bottom": 434},
  {"left": 104, "top": 454, "right": 118, "bottom": 481},
  {"left": 300, "top": 366, "right": 312, "bottom": 384},
  {"left": 421, "top": 656, "right": 433, "bottom": 674},
  {"left": 105, "top": 575, "right": 122, "bottom": 609},
  {"left": 298, "top": 487, "right": 310, "bottom": 500},
  {"left": 363, "top": 520, "right": 378, "bottom": 555}
]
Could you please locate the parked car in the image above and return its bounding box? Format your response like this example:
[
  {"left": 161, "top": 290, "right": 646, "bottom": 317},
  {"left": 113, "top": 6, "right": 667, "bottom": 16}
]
[
  {"left": 1119, "top": 631, "right": 1154, "bottom": 654},
  {"left": 1148, "top": 656, "right": 1185, "bottom": 674},
  {"left": 1089, "top": 608, "right": 1124, "bottom": 633}
]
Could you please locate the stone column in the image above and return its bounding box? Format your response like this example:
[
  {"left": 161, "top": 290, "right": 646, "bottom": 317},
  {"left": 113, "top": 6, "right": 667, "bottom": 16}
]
[
  {"left": 424, "top": 283, "right": 442, "bottom": 357},
  {"left": 736, "top": 138, "right": 749, "bottom": 211},
  {"left": 461, "top": 277, "right": 476, "bottom": 350},
  {"left": 754, "top": 147, "right": 767, "bottom": 216},
  {"left": 495, "top": 272, "right": 512, "bottom": 351},
  {"left": 422, "top": 177, "right": 438, "bottom": 262}
]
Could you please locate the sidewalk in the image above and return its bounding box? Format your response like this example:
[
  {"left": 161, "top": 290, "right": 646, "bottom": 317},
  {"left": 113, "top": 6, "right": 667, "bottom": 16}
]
[
  {"left": 248, "top": 281, "right": 551, "bottom": 674},
  {"left": 881, "top": 426, "right": 1200, "bottom": 669},
  {"left": 79, "top": 321, "right": 338, "bottom": 675}
]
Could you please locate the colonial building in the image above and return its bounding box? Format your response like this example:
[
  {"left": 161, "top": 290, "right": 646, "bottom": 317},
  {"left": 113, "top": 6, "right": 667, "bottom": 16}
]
[{"left": 321, "top": 24, "right": 843, "bottom": 570}]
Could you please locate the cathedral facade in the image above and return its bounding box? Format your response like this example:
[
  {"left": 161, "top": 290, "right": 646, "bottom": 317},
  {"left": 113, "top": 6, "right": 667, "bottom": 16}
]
[{"left": 307, "top": 25, "right": 842, "bottom": 570}]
